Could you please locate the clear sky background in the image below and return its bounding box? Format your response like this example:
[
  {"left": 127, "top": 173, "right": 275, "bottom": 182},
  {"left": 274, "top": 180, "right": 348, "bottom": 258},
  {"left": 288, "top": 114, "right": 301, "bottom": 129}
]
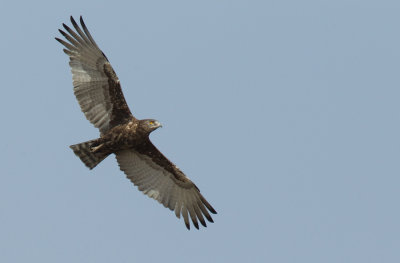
[{"left": 0, "top": 0, "right": 399, "bottom": 262}]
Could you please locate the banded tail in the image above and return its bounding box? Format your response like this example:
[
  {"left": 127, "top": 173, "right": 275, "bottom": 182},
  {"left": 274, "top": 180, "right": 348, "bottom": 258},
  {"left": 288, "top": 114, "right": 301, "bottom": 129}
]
[{"left": 70, "top": 140, "right": 110, "bottom": 169}]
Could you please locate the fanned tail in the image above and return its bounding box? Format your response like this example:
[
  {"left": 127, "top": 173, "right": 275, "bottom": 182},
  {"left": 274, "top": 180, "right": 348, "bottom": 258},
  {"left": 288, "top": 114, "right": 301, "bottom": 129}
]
[{"left": 70, "top": 140, "right": 110, "bottom": 169}]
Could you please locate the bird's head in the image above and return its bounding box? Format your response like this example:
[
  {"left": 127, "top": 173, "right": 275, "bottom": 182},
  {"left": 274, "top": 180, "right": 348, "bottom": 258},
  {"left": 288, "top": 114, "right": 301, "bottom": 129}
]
[{"left": 139, "top": 119, "right": 162, "bottom": 134}]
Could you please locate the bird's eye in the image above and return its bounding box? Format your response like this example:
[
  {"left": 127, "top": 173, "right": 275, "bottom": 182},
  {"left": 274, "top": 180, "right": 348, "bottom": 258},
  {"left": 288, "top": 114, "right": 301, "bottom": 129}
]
[{"left": 149, "top": 121, "right": 154, "bottom": 125}]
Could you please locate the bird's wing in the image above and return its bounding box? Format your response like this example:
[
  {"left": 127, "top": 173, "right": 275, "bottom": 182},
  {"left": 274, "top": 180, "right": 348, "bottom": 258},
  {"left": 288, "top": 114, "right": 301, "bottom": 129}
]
[
  {"left": 115, "top": 141, "right": 216, "bottom": 230},
  {"left": 56, "top": 16, "right": 134, "bottom": 134}
]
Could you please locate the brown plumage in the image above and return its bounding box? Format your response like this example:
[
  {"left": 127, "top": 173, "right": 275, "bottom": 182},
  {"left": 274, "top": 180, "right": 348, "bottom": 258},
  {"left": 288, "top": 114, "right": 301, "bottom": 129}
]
[{"left": 56, "top": 16, "right": 216, "bottom": 230}]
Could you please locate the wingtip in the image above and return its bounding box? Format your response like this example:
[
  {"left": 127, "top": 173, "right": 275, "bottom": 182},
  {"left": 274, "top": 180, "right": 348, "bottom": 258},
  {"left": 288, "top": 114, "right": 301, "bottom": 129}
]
[
  {"left": 70, "top": 15, "right": 78, "bottom": 23},
  {"left": 70, "top": 16, "right": 78, "bottom": 27},
  {"left": 61, "top": 23, "right": 72, "bottom": 34},
  {"left": 199, "top": 219, "right": 207, "bottom": 228},
  {"left": 80, "top": 16, "right": 86, "bottom": 27}
]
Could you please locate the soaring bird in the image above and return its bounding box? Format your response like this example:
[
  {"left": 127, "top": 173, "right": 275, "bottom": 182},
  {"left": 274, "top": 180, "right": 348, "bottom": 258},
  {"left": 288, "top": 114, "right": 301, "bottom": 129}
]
[{"left": 56, "top": 16, "right": 216, "bottom": 230}]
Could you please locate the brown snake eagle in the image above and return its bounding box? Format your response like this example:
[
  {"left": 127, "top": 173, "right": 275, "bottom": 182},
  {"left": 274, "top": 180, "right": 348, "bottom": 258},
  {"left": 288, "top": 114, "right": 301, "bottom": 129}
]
[{"left": 56, "top": 16, "right": 216, "bottom": 230}]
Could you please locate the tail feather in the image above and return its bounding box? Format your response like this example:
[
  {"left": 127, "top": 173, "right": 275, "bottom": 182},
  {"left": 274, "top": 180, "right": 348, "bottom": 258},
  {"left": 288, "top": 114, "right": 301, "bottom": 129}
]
[{"left": 70, "top": 140, "right": 110, "bottom": 169}]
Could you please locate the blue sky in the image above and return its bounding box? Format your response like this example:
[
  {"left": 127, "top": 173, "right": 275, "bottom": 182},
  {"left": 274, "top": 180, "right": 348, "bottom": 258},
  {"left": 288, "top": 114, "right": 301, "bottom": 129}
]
[{"left": 1, "top": 0, "right": 399, "bottom": 262}]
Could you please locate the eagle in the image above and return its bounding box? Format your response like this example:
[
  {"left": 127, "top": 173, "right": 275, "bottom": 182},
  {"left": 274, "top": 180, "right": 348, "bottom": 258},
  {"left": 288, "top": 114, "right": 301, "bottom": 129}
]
[{"left": 56, "top": 16, "right": 216, "bottom": 230}]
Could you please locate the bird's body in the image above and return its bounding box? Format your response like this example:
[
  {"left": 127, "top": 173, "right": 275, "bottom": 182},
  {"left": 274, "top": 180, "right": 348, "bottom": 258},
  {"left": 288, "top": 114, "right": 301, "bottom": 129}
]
[
  {"left": 91, "top": 120, "right": 145, "bottom": 155},
  {"left": 56, "top": 16, "right": 216, "bottom": 230}
]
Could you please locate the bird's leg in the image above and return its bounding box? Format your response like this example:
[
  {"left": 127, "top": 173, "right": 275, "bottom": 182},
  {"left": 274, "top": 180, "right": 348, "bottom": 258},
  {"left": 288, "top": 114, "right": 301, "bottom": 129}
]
[
  {"left": 90, "top": 139, "right": 105, "bottom": 153},
  {"left": 90, "top": 144, "right": 104, "bottom": 153}
]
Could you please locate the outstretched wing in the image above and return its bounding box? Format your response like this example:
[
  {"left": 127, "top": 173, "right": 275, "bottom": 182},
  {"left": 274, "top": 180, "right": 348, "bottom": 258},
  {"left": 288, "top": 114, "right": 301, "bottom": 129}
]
[
  {"left": 116, "top": 141, "right": 217, "bottom": 230},
  {"left": 56, "top": 16, "right": 134, "bottom": 134}
]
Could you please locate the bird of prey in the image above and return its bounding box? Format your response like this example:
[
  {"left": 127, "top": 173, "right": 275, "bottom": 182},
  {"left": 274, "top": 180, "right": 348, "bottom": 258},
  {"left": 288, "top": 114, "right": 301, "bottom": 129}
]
[{"left": 56, "top": 16, "right": 216, "bottom": 230}]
